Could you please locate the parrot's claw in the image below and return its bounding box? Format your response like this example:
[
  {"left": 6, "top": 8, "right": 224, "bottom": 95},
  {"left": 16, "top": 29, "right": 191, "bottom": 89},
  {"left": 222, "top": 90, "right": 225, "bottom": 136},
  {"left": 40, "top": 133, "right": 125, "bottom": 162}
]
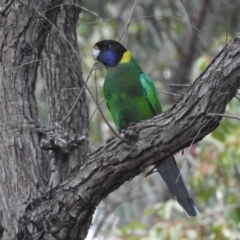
[{"left": 121, "top": 128, "right": 138, "bottom": 140}]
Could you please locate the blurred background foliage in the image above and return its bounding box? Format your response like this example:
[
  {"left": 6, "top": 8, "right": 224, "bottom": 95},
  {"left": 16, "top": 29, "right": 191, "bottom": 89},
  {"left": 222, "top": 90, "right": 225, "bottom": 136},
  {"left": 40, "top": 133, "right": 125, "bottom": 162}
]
[{"left": 36, "top": 0, "right": 240, "bottom": 239}]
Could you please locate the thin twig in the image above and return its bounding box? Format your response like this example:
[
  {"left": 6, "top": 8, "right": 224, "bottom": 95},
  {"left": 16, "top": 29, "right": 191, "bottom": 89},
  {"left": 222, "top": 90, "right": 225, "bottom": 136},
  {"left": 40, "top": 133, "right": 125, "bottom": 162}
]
[
  {"left": 180, "top": 0, "right": 195, "bottom": 38},
  {"left": 169, "top": 83, "right": 191, "bottom": 88},
  {"left": 78, "top": 18, "right": 113, "bottom": 25},
  {"left": 118, "top": 0, "right": 139, "bottom": 41},
  {"left": 88, "top": 99, "right": 105, "bottom": 125},
  {"left": 157, "top": 91, "right": 180, "bottom": 97},
  {"left": 207, "top": 113, "right": 240, "bottom": 121},
  {"left": 61, "top": 87, "right": 103, "bottom": 91},
  {"left": 61, "top": 63, "right": 98, "bottom": 124},
  {"left": 82, "top": 137, "right": 103, "bottom": 148},
  {"left": 61, "top": 87, "right": 81, "bottom": 91},
  {"left": 35, "top": 126, "right": 56, "bottom": 133},
  {"left": 131, "top": 15, "right": 213, "bottom": 41},
  {"left": 0, "top": 59, "right": 74, "bottom": 73}
]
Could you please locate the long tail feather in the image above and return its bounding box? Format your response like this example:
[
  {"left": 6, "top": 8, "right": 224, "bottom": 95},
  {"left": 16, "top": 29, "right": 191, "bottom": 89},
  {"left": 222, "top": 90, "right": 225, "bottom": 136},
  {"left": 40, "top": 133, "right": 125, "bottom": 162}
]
[{"left": 157, "top": 155, "right": 199, "bottom": 217}]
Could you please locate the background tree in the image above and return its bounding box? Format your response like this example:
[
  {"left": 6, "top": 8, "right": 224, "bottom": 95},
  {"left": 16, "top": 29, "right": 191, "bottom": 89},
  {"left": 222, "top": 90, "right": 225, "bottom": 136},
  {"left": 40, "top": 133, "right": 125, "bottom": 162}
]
[{"left": 0, "top": 1, "right": 240, "bottom": 239}]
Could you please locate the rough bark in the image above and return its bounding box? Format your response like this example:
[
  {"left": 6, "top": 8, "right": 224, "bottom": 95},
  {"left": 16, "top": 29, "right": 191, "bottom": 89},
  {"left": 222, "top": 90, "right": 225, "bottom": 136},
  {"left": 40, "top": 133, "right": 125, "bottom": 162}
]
[
  {"left": 0, "top": 1, "right": 62, "bottom": 239},
  {"left": 19, "top": 37, "right": 240, "bottom": 239},
  {"left": 40, "top": 0, "right": 88, "bottom": 180}
]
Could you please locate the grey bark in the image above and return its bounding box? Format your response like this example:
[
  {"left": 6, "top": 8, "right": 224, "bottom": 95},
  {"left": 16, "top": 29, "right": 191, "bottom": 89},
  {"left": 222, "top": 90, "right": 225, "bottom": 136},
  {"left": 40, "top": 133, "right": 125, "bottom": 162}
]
[
  {"left": 40, "top": 0, "right": 88, "bottom": 181},
  {"left": 1, "top": 0, "right": 240, "bottom": 240},
  {"left": 0, "top": 1, "right": 62, "bottom": 239}
]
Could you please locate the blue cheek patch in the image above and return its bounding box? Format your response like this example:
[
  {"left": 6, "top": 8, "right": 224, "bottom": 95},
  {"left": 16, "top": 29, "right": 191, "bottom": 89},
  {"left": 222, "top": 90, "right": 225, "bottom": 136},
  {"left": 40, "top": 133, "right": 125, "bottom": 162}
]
[{"left": 101, "top": 50, "right": 116, "bottom": 67}]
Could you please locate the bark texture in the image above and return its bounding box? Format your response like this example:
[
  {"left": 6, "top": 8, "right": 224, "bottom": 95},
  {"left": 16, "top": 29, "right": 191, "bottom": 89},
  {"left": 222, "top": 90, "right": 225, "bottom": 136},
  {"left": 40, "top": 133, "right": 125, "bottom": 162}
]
[
  {"left": 0, "top": 1, "right": 62, "bottom": 239},
  {"left": 40, "top": 0, "right": 88, "bottom": 180},
  {"left": 19, "top": 37, "right": 240, "bottom": 239}
]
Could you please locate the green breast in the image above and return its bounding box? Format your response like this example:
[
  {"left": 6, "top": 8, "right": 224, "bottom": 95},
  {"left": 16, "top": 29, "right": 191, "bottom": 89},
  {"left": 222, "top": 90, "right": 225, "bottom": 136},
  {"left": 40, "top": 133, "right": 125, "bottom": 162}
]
[{"left": 103, "top": 60, "right": 155, "bottom": 131}]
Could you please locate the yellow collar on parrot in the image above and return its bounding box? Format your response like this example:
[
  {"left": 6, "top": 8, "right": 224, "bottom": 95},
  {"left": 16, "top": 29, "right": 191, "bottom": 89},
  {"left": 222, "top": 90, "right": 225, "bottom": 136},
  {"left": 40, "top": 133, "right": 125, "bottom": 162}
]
[{"left": 119, "top": 51, "right": 132, "bottom": 64}]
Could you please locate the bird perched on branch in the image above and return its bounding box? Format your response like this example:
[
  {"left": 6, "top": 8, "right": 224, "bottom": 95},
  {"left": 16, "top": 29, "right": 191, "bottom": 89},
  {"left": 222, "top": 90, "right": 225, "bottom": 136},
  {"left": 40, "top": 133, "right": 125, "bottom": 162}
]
[{"left": 92, "top": 39, "right": 199, "bottom": 217}]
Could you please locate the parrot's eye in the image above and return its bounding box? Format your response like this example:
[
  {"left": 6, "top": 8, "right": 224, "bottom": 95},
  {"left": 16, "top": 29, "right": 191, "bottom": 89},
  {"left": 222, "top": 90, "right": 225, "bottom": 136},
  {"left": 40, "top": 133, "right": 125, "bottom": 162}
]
[{"left": 104, "top": 43, "right": 111, "bottom": 48}]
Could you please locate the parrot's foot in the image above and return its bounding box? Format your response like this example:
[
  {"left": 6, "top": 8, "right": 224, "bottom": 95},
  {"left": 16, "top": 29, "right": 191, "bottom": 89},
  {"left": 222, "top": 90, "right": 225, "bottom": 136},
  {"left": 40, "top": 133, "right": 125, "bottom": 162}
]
[{"left": 121, "top": 128, "right": 138, "bottom": 140}]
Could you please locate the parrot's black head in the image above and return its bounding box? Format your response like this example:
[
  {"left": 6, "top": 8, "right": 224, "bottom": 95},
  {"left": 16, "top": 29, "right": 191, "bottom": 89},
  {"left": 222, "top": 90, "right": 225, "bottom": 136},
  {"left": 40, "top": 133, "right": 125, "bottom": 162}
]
[{"left": 92, "top": 40, "right": 128, "bottom": 67}]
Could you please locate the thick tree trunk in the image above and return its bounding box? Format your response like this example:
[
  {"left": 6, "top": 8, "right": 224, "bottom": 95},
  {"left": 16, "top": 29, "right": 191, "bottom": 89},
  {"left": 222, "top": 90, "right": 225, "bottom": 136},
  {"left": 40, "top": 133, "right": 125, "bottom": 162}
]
[{"left": 0, "top": 1, "right": 62, "bottom": 239}]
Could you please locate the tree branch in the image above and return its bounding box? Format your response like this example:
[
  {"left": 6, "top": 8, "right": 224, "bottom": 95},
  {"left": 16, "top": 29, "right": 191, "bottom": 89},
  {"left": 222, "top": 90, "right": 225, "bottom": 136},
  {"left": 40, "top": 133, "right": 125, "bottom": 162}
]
[{"left": 19, "top": 36, "right": 240, "bottom": 239}]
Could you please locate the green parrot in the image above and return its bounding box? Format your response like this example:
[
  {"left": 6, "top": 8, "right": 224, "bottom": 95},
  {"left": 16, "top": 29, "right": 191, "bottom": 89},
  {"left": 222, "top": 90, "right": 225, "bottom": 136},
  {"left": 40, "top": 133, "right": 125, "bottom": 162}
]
[{"left": 92, "top": 40, "right": 199, "bottom": 216}]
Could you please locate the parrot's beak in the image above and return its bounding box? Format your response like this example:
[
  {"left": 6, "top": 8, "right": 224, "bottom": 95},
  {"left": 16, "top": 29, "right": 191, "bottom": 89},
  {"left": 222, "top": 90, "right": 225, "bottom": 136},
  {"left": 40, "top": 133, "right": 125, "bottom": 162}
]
[{"left": 92, "top": 45, "right": 100, "bottom": 61}]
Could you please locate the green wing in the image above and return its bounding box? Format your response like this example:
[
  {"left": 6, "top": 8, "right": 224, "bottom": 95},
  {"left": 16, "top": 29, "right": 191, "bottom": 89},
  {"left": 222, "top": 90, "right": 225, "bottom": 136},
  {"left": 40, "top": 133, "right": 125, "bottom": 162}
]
[{"left": 139, "top": 73, "right": 163, "bottom": 115}]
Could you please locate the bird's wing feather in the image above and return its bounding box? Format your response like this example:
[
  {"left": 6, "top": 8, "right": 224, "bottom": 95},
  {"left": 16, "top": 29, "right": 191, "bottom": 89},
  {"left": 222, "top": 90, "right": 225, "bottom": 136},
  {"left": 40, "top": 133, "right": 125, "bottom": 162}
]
[{"left": 139, "top": 73, "right": 163, "bottom": 115}]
